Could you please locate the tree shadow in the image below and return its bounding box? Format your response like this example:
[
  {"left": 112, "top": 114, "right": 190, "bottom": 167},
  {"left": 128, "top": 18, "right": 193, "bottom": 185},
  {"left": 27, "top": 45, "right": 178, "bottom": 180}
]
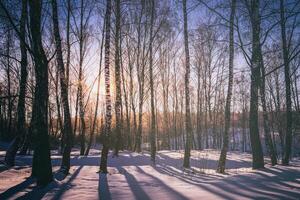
[
  {"left": 0, "top": 163, "right": 9, "bottom": 173},
  {"left": 2, "top": 149, "right": 300, "bottom": 200},
  {"left": 154, "top": 163, "right": 300, "bottom": 199},
  {"left": 116, "top": 166, "right": 150, "bottom": 200},
  {"left": 156, "top": 151, "right": 252, "bottom": 171},
  {"left": 0, "top": 166, "right": 83, "bottom": 200},
  {"left": 0, "top": 177, "right": 35, "bottom": 199},
  {"left": 155, "top": 164, "right": 222, "bottom": 183},
  {"left": 135, "top": 166, "right": 190, "bottom": 200},
  {"left": 98, "top": 173, "right": 112, "bottom": 200},
  {"left": 15, "top": 181, "right": 59, "bottom": 200},
  {"left": 49, "top": 165, "right": 83, "bottom": 200},
  {"left": 110, "top": 165, "right": 192, "bottom": 200},
  {"left": 255, "top": 166, "right": 300, "bottom": 190}
]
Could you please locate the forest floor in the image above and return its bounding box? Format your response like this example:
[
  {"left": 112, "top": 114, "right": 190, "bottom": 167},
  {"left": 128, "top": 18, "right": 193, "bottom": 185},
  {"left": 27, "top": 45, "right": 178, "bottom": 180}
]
[{"left": 0, "top": 147, "right": 300, "bottom": 200}]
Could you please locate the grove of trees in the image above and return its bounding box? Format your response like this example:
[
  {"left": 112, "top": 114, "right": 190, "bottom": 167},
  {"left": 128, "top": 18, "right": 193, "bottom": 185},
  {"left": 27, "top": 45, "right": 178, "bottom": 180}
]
[{"left": 0, "top": 0, "right": 299, "bottom": 186}]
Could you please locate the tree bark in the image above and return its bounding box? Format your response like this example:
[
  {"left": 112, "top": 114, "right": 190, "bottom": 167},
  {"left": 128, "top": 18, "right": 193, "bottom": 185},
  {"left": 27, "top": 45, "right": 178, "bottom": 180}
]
[
  {"left": 196, "top": 64, "right": 202, "bottom": 150},
  {"left": 100, "top": 0, "right": 112, "bottom": 173},
  {"left": 78, "top": 0, "right": 86, "bottom": 156},
  {"left": 280, "top": 0, "right": 293, "bottom": 165},
  {"left": 149, "top": 0, "right": 156, "bottom": 162},
  {"left": 66, "top": 0, "right": 71, "bottom": 89},
  {"left": 52, "top": 0, "right": 74, "bottom": 174},
  {"left": 248, "top": 0, "right": 264, "bottom": 169},
  {"left": 29, "top": 0, "right": 53, "bottom": 186},
  {"left": 6, "top": 30, "right": 12, "bottom": 138},
  {"left": 113, "top": 0, "right": 122, "bottom": 156},
  {"left": 173, "top": 61, "right": 179, "bottom": 150},
  {"left": 182, "top": 0, "right": 192, "bottom": 168},
  {"left": 217, "top": 0, "right": 236, "bottom": 174}
]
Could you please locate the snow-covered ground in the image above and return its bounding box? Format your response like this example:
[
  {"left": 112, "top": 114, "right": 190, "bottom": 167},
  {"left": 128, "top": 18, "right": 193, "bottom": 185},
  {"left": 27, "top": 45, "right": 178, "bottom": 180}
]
[{"left": 0, "top": 149, "right": 300, "bottom": 200}]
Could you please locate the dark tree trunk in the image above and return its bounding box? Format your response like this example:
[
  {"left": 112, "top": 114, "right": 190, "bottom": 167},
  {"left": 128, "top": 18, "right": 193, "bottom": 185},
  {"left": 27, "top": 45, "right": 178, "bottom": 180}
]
[
  {"left": 182, "top": 0, "right": 192, "bottom": 168},
  {"left": 29, "top": 0, "right": 53, "bottom": 186},
  {"left": 248, "top": 0, "right": 264, "bottom": 169},
  {"left": 280, "top": 0, "right": 293, "bottom": 165},
  {"left": 66, "top": 0, "right": 71, "bottom": 89},
  {"left": 6, "top": 30, "right": 12, "bottom": 138},
  {"left": 173, "top": 63, "right": 179, "bottom": 150},
  {"left": 217, "top": 0, "right": 236, "bottom": 174},
  {"left": 242, "top": 106, "right": 247, "bottom": 152},
  {"left": 196, "top": 65, "right": 202, "bottom": 150},
  {"left": 204, "top": 69, "right": 209, "bottom": 149},
  {"left": 149, "top": 0, "right": 156, "bottom": 162},
  {"left": 52, "top": 0, "right": 74, "bottom": 174}
]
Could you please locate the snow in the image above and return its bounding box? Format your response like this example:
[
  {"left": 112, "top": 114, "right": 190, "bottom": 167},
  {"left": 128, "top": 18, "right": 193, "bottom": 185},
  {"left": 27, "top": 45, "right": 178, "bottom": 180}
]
[{"left": 0, "top": 149, "right": 300, "bottom": 199}]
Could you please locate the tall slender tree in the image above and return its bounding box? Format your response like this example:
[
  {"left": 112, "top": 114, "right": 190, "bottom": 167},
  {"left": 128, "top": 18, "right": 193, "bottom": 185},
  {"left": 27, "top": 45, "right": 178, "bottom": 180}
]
[
  {"left": 280, "top": 0, "right": 293, "bottom": 165},
  {"left": 196, "top": 60, "right": 202, "bottom": 150},
  {"left": 66, "top": 0, "right": 71, "bottom": 89},
  {"left": 217, "top": 0, "right": 236, "bottom": 174},
  {"left": 78, "top": 0, "right": 86, "bottom": 155},
  {"left": 182, "top": 0, "right": 192, "bottom": 168},
  {"left": 135, "top": 0, "right": 146, "bottom": 153},
  {"left": 51, "top": 0, "right": 74, "bottom": 174},
  {"left": 114, "top": 0, "right": 122, "bottom": 156},
  {"left": 5, "top": 30, "right": 12, "bottom": 139},
  {"left": 149, "top": 0, "right": 156, "bottom": 162},
  {"left": 100, "top": 0, "right": 112, "bottom": 173}
]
